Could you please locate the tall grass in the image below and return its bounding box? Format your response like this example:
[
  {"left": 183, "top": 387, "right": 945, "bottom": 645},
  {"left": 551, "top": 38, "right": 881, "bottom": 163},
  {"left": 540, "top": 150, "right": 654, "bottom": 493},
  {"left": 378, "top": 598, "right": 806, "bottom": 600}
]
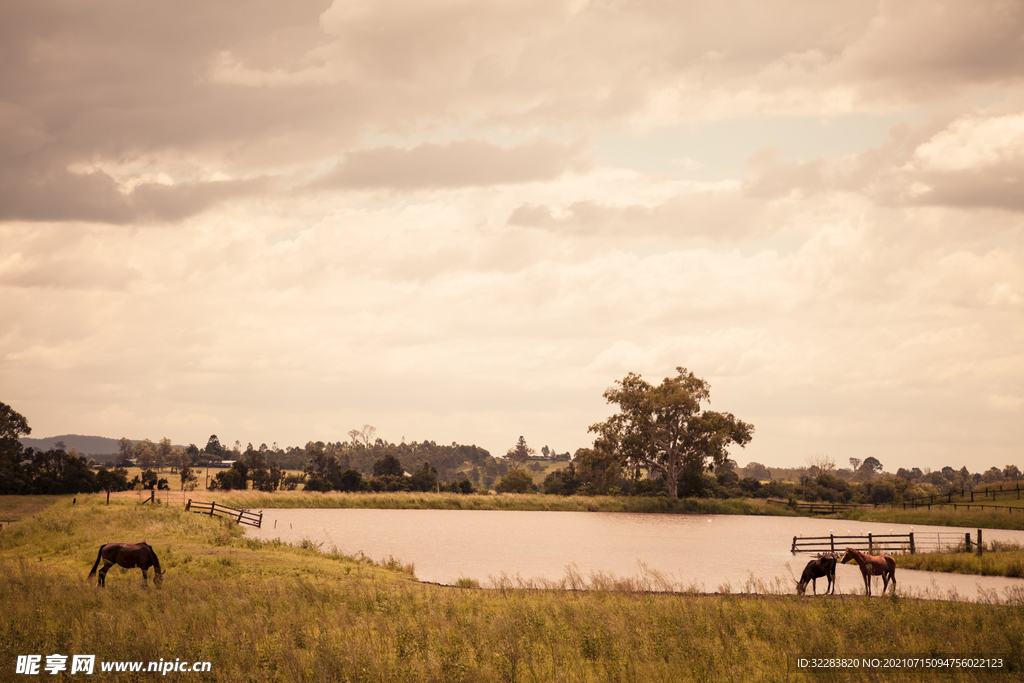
[
  {"left": 199, "top": 489, "right": 795, "bottom": 517},
  {"left": 2, "top": 497, "right": 1024, "bottom": 681},
  {"left": 896, "top": 542, "right": 1024, "bottom": 578}
]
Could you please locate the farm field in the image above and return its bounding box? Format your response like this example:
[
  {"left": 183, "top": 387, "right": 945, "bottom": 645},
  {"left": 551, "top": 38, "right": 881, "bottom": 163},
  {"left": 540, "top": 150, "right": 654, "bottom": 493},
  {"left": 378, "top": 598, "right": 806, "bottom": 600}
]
[{"left": 1, "top": 497, "right": 1023, "bottom": 681}]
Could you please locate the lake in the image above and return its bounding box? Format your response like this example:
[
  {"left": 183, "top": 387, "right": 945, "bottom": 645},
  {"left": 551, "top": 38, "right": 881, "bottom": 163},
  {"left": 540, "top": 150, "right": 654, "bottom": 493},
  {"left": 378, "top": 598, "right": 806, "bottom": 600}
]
[{"left": 244, "top": 508, "right": 1024, "bottom": 602}]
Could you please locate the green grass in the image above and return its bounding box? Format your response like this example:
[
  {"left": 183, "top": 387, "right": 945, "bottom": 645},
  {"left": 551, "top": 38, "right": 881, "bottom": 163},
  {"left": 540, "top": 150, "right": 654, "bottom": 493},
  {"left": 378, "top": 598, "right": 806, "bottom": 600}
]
[
  {"left": 825, "top": 506, "right": 1024, "bottom": 531},
  {"left": 896, "top": 543, "right": 1024, "bottom": 578},
  {"left": 2, "top": 496, "right": 1024, "bottom": 681}
]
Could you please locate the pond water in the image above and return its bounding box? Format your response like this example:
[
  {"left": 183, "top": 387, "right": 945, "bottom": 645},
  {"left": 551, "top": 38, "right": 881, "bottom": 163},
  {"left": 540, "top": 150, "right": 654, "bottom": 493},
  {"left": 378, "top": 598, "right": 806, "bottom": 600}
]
[{"left": 244, "top": 509, "right": 1024, "bottom": 602}]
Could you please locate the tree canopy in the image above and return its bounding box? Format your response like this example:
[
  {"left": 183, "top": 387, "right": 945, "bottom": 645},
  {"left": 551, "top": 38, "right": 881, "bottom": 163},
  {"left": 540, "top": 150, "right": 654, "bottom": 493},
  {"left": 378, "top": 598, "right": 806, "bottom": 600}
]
[{"left": 588, "top": 367, "right": 754, "bottom": 499}]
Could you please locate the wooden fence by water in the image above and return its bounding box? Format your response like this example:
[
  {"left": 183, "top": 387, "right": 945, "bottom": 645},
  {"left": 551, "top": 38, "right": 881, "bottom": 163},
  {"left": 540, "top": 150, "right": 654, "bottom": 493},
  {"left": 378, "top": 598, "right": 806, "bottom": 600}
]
[
  {"left": 792, "top": 530, "right": 987, "bottom": 555},
  {"left": 185, "top": 499, "right": 263, "bottom": 528}
]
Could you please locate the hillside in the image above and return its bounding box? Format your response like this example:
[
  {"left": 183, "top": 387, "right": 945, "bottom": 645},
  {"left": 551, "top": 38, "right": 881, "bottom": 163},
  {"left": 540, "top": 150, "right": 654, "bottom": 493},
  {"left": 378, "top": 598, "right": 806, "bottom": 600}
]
[{"left": 18, "top": 434, "right": 135, "bottom": 456}]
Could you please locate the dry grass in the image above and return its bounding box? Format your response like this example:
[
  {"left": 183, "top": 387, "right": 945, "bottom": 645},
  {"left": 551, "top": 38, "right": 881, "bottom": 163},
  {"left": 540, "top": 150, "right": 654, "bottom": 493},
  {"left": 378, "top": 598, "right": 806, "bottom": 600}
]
[{"left": 2, "top": 497, "right": 1024, "bottom": 681}]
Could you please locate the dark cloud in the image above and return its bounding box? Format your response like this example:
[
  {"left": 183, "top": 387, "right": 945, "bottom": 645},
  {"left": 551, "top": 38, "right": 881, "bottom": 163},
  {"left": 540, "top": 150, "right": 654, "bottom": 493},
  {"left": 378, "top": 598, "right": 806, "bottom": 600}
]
[{"left": 0, "top": 155, "right": 270, "bottom": 224}]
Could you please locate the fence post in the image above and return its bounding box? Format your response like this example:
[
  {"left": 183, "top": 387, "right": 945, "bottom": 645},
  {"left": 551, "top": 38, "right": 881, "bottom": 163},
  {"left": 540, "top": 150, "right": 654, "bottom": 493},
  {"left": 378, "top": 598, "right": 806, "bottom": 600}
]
[
  {"left": 909, "top": 532, "right": 915, "bottom": 554},
  {"left": 965, "top": 532, "right": 971, "bottom": 553},
  {"left": 868, "top": 533, "right": 873, "bottom": 553},
  {"left": 830, "top": 534, "right": 835, "bottom": 552},
  {"left": 792, "top": 536, "right": 797, "bottom": 553},
  {"left": 978, "top": 529, "right": 983, "bottom": 557},
  {"left": 185, "top": 499, "right": 191, "bottom": 511}
]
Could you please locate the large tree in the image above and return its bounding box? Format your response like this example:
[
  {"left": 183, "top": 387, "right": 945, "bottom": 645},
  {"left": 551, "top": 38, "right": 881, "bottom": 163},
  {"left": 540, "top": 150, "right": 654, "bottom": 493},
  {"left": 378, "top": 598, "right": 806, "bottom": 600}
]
[
  {"left": 588, "top": 367, "right": 754, "bottom": 499},
  {"left": 0, "top": 402, "right": 31, "bottom": 493}
]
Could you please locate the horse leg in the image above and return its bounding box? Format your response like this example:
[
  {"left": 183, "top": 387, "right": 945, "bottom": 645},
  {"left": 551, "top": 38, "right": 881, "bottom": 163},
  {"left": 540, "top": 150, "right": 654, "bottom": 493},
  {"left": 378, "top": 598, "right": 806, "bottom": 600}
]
[
  {"left": 141, "top": 568, "right": 149, "bottom": 586},
  {"left": 98, "top": 561, "right": 114, "bottom": 588},
  {"left": 863, "top": 571, "right": 871, "bottom": 596},
  {"left": 812, "top": 577, "right": 817, "bottom": 595}
]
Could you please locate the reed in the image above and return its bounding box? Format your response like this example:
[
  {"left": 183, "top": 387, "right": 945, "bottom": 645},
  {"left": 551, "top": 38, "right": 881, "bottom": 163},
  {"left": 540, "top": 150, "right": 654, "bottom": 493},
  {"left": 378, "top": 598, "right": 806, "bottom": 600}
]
[{"left": 2, "top": 497, "right": 1024, "bottom": 681}]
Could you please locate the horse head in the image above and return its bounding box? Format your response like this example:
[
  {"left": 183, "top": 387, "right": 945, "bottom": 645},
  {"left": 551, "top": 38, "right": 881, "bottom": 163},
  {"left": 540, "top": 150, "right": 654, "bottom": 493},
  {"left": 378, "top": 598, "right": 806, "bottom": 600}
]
[
  {"left": 840, "top": 548, "right": 858, "bottom": 564},
  {"left": 154, "top": 568, "right": 165, "bottom": 587},
  {"left": 796, "top": 579, "right": 808, "bottom": 595}
]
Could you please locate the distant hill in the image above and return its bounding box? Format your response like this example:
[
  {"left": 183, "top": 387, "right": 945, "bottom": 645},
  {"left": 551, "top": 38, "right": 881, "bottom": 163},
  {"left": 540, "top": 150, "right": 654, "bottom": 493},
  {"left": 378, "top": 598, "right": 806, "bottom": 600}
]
[{"left": 18, "top": 434, "right": 137, "bottom": 456}]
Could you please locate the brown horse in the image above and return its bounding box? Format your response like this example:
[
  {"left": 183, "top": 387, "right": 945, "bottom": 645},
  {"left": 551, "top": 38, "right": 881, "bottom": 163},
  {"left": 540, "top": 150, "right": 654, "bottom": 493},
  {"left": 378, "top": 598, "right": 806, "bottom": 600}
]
[
  {"left": 840, "top": 547, "right": 895, "bottom": 596},
  {"left": 797, "top": 553, "right": 837, "bottom": 595},
  {"left": 88, "top": 542, "right": 164, "bottom": 588}
]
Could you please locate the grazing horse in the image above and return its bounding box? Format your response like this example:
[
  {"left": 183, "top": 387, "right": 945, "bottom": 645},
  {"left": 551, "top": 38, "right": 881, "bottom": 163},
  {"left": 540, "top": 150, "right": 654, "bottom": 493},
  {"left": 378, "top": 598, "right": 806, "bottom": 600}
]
[
  {"left": 88, "top": 542, "right": 164, "bottom": 588},
  {"left": 840, "top": 547, "right": 895, "bottom": 596},
  {"left": 797, "top": 553, "right": 837, "bottom": 595}
]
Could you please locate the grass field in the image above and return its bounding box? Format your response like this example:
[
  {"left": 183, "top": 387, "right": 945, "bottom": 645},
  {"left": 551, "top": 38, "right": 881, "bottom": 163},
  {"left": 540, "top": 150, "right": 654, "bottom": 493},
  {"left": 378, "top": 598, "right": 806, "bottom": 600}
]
[
  {"left": 896, "top": 543, "right": 1024, "bottom": 578},
  {"left": 2, "top": 496, "right": 1024, "bottom": 681}
]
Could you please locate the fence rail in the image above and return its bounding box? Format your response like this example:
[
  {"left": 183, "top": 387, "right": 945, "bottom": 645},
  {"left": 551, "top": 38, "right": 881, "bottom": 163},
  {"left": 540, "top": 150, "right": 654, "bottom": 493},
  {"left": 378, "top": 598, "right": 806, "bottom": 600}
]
[
  {"left": 767, "top": 499, "right": 873, "bottom": 515},
  {"left": 185, "top": 499, "right": 262, "bottom": 528},
  {"left": 792, "top": 530, "right": 986, "bottom": 555}
]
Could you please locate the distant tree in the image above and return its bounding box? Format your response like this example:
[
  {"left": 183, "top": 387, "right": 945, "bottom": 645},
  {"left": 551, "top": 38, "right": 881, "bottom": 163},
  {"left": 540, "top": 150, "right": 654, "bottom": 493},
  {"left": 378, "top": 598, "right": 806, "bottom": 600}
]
[
  {"left": 372, "top": 453, "right": 404, "bottom": 478},
  {"left": 156, "top": 437, "right": 172, "bottom": 471},
  {"left": 849, "top": 457, "right": 862, "bottom": 472},
  {"left": 96, "top": 466, "right": 130, "bottom": 503},
  {"left": 349, "top": 425, "right": 377, "bottom": 449},
  {"left": 862, "top": 456, "right": 883, "bottom": 474},
  {"left": 574, "top": 445, "right": 625, "bottom": 495},
  {"left": 542, "top": 463, "right": 580, "bottom": 496},
  {"left": 743, "top": 462, "right": 771, "bottom": 481},
  {"left": 338, "top": 469, "right": 364, "bottom": 492},
  {"left": 134, "top": 440, "right": 156, "bottom": 471},
  {"left": 0, "top": 401, "right": 30, "bottom": 493},
  {"left": 204, "top": 435, "right": 224, "bottom": 459},
  {"left": 805, "top": 454, "right": 835, "bottom": 477},
  {"left": 409, "top": 462, "right": 438, "bottom": 492},
  {"left": 495, "top": 468, "right": 536, "bottom": 494},
  {"left": 588, "top": 368, "right": 754, "bottom": 498},
  {"left": 982, "top": 467, "right": 1003, "bottom": 484},
  {"left": 506, "top": 436, "right": 535, "bottom": 469},
  {"left": 116, "top": 437, "right": 134, "bottom": 467},
  {"left": 140, "top": 469, "right": 158, "bottom": 490},
  {"left": 1005, "top": 464, "right": 1022, "bottom": 482},
  {"left": 244, "top": 444, "right": 273, "bottom": 492},
  {"left": 269, "top": 461, "right": 283, "bottom": 491},
  {"left": 179, "top": 463, "right": 198, "bottom": 491}
]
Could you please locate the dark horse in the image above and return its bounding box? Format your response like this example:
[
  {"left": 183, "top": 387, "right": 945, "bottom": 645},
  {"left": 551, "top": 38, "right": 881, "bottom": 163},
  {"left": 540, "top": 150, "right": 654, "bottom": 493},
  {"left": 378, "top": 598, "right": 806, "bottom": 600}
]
[
  {"left": 840, "top": 547, "right": 895, "bottom": 596},
  {"left": 796, "top": 553, "right": 837, "bottom": 595},
  {"left": 88, "top": 542, "right": 164, "bottom": 587}
]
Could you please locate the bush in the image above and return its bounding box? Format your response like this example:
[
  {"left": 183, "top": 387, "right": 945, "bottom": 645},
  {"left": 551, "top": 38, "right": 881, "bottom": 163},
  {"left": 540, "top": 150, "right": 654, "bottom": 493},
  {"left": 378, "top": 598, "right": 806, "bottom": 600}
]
[{"left": 495, "top": 469, "right": 536, "bottom": 494}]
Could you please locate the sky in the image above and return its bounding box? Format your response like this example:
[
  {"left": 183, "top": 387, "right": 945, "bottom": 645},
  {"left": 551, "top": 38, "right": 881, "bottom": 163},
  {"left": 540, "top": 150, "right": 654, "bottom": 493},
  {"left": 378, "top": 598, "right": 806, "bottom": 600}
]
[{"left": 1, "top": 0, "right": 1022, "bottom": 473}]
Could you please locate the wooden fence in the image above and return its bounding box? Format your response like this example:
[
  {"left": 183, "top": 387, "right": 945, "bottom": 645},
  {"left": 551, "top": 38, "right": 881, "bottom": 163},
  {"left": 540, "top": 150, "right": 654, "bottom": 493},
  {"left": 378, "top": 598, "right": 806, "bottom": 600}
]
[
  {"left": 185, "top": 499, "right": 263, "bottom": 528},
  {"left": 792, "top": 530, "right": 986, "bottom": 555},
  {"left": 767, "top": 499, "right": 872, "bottom": 515}
]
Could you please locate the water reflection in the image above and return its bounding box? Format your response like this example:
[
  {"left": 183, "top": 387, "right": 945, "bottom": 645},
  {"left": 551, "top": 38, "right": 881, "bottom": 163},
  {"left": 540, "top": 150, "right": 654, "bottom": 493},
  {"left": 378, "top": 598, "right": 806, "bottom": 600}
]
[{"left": 245, "top": 508, "right": 1024, "bottom": 602}]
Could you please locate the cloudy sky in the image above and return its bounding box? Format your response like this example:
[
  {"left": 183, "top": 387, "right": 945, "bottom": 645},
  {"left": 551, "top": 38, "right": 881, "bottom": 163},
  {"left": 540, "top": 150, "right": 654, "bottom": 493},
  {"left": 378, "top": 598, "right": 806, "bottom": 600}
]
[{"left": 2, "top": 0, "right": 1022, "bottom": 472}]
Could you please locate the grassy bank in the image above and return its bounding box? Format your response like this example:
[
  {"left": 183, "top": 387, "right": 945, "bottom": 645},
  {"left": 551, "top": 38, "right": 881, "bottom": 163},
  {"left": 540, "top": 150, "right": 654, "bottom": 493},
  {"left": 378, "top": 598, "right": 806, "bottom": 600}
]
[
  {"left": 828, "top": 506, "right": 1024, "bottom": 531},
  {"left": 199, "top": 490, "right": 797, "bottom": 517},
  {"left": 2, "top": 498, "right": 1024, "bottom": 681},
  {"left": 896, "top": 543, "right": 1024, "bottom": 578}
]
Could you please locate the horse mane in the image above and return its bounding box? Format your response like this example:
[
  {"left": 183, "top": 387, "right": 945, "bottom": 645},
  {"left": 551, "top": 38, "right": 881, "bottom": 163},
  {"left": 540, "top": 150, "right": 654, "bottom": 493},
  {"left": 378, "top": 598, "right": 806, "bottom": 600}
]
[{"left": 142, "top": 542, "right": 162, "bottom": 572}]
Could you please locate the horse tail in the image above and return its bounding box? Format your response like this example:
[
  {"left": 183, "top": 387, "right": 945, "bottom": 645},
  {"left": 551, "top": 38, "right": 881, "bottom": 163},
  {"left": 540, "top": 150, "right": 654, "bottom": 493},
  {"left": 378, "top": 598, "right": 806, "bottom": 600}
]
[{"left": 88, "top": 545, "right": 106, "bottom": 579}]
